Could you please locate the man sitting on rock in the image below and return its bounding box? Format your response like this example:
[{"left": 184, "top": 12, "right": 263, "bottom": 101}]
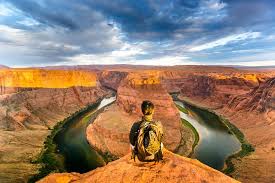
[{"left": 129, "top": 100, "right": 164, "bottom": 162}]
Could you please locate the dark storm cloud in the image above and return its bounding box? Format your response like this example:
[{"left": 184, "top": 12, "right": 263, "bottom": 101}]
[
  {"left": 5, "top": 0, "right": 197, "bottom": 40},
  {"left": 223, "top": 0, "right": 275, "bottom": 27},
  {"left": 82, "top": 0, "right": 201, "bottom": 40},
  {"left": 1, "top": 0, "right": 275, "bottom": 66},
  {"left": 6, "top": 0, "right": 275, "bottom": 41},
  {"left": 7, "top": 0, "right": 78, "bottom": 29}
]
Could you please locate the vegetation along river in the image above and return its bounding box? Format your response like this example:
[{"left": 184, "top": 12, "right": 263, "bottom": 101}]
[
  {"left": 53, "top": 96, "right": 116, "bottom": 173},
  {"left": 47, "top": 95, "right": 241, "bottom": 175}
]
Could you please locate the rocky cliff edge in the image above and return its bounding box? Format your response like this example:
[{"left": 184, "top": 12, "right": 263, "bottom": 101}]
[{"left": 38, "top": 149, "right": 239, "bottom": 183}]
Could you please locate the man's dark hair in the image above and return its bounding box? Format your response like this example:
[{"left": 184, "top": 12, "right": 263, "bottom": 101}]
[{"left": 141, "top": 100, "right": 154, "bottom": 115}]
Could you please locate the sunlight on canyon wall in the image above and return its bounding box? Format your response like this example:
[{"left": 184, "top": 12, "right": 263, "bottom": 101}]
[{"left": 0, "top": 69, "right": 97, "bottom": 88}]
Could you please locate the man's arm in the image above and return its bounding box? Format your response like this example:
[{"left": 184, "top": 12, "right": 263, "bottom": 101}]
[
  {"left": 129, "top": 122, "right": 140, "bottom": 147},
  {"left": 156, "top": 121, "right": 164, "bottom": 152}
]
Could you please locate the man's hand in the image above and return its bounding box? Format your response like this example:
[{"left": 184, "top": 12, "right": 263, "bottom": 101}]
[{"left": 130, "top": 144, "right": 137, "bottom": 161}]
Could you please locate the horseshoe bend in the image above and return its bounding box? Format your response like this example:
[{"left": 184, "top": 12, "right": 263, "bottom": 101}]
[
  {"left": 0, "top": 66, "right": 274, "bottom": 183},
  {"left": 2, "top": 1, "right": 275, "bottom": 182}
]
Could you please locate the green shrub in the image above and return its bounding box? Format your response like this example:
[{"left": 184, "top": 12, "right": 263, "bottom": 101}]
[
  {"left": 181, "top": 119, "right": 200, "bottom": 157},
  {"left": 176, "top": 104, "right": 189, "bottom": 114}
]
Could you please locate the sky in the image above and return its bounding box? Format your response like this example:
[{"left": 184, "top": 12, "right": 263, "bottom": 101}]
[{"left": 0, "top": 0, "right": 275, "bottom": 67}]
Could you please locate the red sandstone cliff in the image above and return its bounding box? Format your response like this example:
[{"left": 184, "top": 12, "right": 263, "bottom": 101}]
[
  {"left": 0, "top": 68, "right": 106, "bottom": 130},
  {"left": 0, "top": 86, "right": 106, "bottom": 130},
  {"left": 98, "top": 70, "right": 127, "bottom": 90},
  {"left": 86, "top": 72, "right": 194, "bottom": 157},
  {"left": 1, "top": 65, "right": 275, "bottom": 183},
  {"left": 0, "top": 68, "right": 109, "bottom": 183},
  {"left": 38, "top": 149, "right": 239, "bottom": 183},
  {"left": 172, "top": 72, "right": 275, "bottom": 183},
  {"left": 161, "top": 71, "right": 266, "bottom": 108},
  {"left": 0, "top": 69, "right": 97, "bottom": 95},
  {"left": 214, "top": 77, "right": 275, "bottom": 183},
  {"left": 227, "top": 77, "right": 275, "bottom": 124},
  {"left": 116, "top": 72, "right": 191, "bottom": 152}
]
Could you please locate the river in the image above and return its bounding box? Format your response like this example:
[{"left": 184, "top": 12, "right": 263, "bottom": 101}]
[
  {"left": 53, "top": 96, "right": 116, "bottom": 173},
  {"left": 175, "top": 100, "right": 241, "bottom": 170},
  {"left": 53, "top": 95, "right": 241, "bottom": 173}
]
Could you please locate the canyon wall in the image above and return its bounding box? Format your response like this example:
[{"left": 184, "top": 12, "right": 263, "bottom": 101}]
[
  {"left": 116, "top": 72, "right": 189, "bottom": 151},
  {"left": 87, "top": 72, "right": 194, "bottom": 157},
  {"left": 0, "top": 69, "right": 97, "bottom": 94},
  {"left": 227, "top": 77, "right": 275, "bottom": 124},
  {"left": 1, "top": 65, "right": 274, "bottom": 183},
  {"left": 0, "top": 86, "right": 106, "bottom": 131},
  {"left": 169, "top": 71, "right": 275, "bottom": 183},
  {"left": 161, "top": 71, "right": 269, "bottom": 108},
  {"left": 0, "top": 68, "right": 108, "bottom": 183},
  {"left": 97, "top": 70, "right": 127, "bottom": 90}
]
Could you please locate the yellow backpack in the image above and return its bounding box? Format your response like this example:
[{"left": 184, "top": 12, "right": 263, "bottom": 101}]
[{"left": 135, "top": 120, "right": 163, "bottom": 162}]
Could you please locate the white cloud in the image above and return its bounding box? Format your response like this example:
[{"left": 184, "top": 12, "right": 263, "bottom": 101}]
[
  {"left": 62, "top": 53, "right": 194, "bottom": 66},
  {"left": 17, "top": 18, "right": 40, "bottom": 26},
  {"left": 63, "top": 54, "right": 118, "bottom": 65},
  {"left": 231, "top": 49, "right": 264, "bottom": 53},
  {"left": 0, "top": 3, "right": 17, "bottom": 16},
  {"left": 205, "top": 0, "right": 227, "bottom": 11},
  {"left": 236, "top": 60, "right": 275, "bottom": 66},
  {"left": 189, "top": 32, "right": 261, "bottom": 52},
  {"left": 0, "top": 25, "right": 29, "bottom": 43},
  {"left": 0, "top": 22, "right": 127, "bottom": 66},
  {"left": 265, "top": 34, "right": 275, "bottom": 41},
  {"left": 216, "top": 60, "right": 275, "bottom": 66},
  {"left": 111, "top": 43, "right": 146, "bottom": 57},
  {"left": 135, "top": 56, "right": 194, "bottom": 66}
]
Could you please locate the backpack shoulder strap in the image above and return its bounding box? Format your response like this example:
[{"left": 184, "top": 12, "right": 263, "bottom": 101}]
[
  {"left": 129, "top": 121, "right": 142, "bottom": 147},
  {"left": 152, "top": 120, "right": 164, "bottom": 136}
]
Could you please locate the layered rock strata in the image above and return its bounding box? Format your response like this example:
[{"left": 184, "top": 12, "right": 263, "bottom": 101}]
[
  {"left": 0, "top": 69, "right": 107, "bottom": 183},
  {"left": 175, "top": 75, "right": 275, "bottom": 183},
  {"left": 87, "top": 72, "right": 194, "bottom": 158}
]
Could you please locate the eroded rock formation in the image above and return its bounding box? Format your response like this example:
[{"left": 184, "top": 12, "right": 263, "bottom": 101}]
[
  {"left": 0, "top": 86, "right": 105, "bottom": 130},
  {"left": 227, "top": 77, "right": 275, "bottom": 124},
  {"left": 98, "top": 70, "right": 127, "bottom": 90},
  {"left": 1, "top": 65, "right": 275, "bottom": 183},
  {"left": 172, "top": 72, "right": 275, "bottom": 183},
  {"left": 87, "top": 72, "right": 194, "bottom": 157},
  {"left": 0, "top": 69, "right": 97, "bottom": 95},
  {"left": 0, "top": 68, "right": 108, "bottom": 183},
  {"left": 38, "top": 149, "right": 239, "bottom": 183}
]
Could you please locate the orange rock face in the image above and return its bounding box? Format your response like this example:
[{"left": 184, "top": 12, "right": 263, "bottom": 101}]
[
  {"left": 0, "top": 68, "right": 102, "bottom": 131},
  {"left": 116, "top": 73, "right": 183, "bottom": 151},
  {"left": 208, "top": 79, "right": 275, "bottom": 183},
  {"left": 38, "top": 149, "right": 239, "bottom": 183},
  {"left": 161, "top": 71, "right": 263, "bottom": 103},
  {"left": 1, "top": 65, "right": 274, "bottom": 183},
  {"left": 227, "top": 77, "right": 275, "bottom": 124},
  {"left": 170, "top": 72, "right": 275, "bottom": 183},
  {"left": 86, "top": 104, "right": 138, "bottom": 157},
  {"left": 0, "top": 69, "right": 97, "bottom": 92},
  {"left": 87, "top": 72, "right": 194, "bottom": 158},
  {"left": 98, "top": 70, "right": 127, "bottom": 90},
  {"left": 0, "top": 68, "right": 109, "bottom": 183},
  {"left": 0, "top": 86, "right": 107, "bottom": 130}
]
